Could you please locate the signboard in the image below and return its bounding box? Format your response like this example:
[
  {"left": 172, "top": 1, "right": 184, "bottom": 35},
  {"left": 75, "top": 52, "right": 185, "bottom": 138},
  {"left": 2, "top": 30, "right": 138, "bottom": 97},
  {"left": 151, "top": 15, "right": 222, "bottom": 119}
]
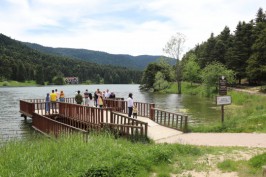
[
  {"left": 219, "top": 77, "right": 227, "bottom": 95},
  {"left": 216, "top": 96, "right": 232, "bottom": 105}
]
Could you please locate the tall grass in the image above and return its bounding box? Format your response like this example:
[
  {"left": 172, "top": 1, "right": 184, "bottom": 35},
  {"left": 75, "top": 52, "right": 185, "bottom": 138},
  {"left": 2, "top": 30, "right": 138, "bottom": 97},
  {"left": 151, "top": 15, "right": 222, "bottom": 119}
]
[
  {"left": 0, "top": 133, "right": 205, "bottom": 177},
  {"left": 217, "top": 152, "right": 266, "bottom": 177}
]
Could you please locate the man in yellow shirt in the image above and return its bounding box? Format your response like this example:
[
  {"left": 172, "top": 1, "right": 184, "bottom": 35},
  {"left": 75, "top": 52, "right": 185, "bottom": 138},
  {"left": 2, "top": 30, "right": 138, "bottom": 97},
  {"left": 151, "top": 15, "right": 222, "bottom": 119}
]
[{"left": 50, "top": 90, "right": 57, "bottom": 113}]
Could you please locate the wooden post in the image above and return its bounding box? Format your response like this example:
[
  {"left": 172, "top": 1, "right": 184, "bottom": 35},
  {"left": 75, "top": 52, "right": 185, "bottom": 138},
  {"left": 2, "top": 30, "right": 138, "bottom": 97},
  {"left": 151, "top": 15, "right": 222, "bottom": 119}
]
[
  {"left": 183, "top": 115, "right": 188, "bottom": 133},
  {"left": 221, "top": 105, "right": 224, "bottom": 124},
  {"left": 149, "top": 103, "right": 155, "bottom": 120}
]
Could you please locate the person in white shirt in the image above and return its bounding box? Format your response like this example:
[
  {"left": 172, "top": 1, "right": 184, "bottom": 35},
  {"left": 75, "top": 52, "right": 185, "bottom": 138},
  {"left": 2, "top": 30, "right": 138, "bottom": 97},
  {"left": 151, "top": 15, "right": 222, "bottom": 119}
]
[
  {"left": 105, "top": 89, "right": 111, "bottom": 98},
  {"left": 127, "top": 93, "right": 134, "bottom": 117}
]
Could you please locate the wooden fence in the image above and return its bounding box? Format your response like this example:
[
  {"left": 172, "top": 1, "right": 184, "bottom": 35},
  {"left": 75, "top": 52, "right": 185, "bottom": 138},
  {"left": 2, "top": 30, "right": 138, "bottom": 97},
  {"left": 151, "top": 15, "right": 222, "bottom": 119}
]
[
  {"left": 151, "top": 108, "right": 188, "bottom": 132},
  {"left": 104, "top": 99, "right": 155, "bottom": 118},
  {"left": 32, "top": 113, "right": 88, "bottom": 140}
]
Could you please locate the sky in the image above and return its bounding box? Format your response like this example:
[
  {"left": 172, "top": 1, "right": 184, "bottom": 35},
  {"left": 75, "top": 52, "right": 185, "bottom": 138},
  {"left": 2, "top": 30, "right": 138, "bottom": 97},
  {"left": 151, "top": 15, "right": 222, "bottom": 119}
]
[{"left": 0, "top": 0, "right": 265, "bottom": 57}]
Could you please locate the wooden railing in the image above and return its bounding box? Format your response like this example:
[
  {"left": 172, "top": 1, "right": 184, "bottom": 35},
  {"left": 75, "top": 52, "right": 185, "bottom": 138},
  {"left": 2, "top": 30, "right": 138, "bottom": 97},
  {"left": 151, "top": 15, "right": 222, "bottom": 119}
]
[
  {"left": 104, "top": 99, "right": 155, "bottom": 118},
  {"left": 32, "top": 113, "right": 88, "bottom": 139},
  {"left": 151, "top": 108, "right": 188, "bottom": 132},
  {"left": 101, "top": 112, "right": 148, "bottom": 138},
  {"left": 20, "top": 100, "right": 35, "bottom": 117},
  {"left": 58, "top": 102, "right": 111, "bottom": 129}
]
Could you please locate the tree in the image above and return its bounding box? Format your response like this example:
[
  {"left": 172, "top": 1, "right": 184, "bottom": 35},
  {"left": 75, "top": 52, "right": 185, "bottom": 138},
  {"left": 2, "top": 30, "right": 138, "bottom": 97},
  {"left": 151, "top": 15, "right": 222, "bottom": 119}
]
[
  {"left": 163, "top": 32, "right": 186, "bottom": 94},
  {"left": 182, "top": 54, "right": 200, "bottom": 85},
  {"left": 153, "top": 71, "right": 169, "bottom": 91},
  {"left": 246, "top": 28, "right": 266, "bottom": 84},
  {"left": 201, "top": 62, "right": 235, "bottom": 95},
  {"left": 141, "top": 59, "right": 174, "bottom": 90},
  {"left": 52, "top": 75, "right": 65, "bottom": 85}
]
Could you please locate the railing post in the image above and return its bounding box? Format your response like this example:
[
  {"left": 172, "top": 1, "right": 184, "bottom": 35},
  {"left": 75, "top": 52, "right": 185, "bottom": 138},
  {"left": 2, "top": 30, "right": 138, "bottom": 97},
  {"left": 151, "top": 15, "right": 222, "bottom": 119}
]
[
  {"left": 183, "top": 116, "right": 188, "bottom": 133},
  {"left": 149, "top": 103, "right": 155, "bottom": 120}
]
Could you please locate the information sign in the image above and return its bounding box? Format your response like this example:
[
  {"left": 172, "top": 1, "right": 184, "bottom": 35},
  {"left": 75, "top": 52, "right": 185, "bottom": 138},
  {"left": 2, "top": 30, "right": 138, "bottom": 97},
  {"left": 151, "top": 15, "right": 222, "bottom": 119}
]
[
  {"left": 219, "top": 77, "right": 227, "bottom": 95},
  {"left": 216, "top": 96, "right": 232, "bottom": 105}
]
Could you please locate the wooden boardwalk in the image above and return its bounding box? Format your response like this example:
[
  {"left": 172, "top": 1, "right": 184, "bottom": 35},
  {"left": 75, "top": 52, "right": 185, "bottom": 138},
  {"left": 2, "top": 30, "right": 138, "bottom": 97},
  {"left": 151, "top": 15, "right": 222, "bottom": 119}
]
[
  {"left": 19, "top": 99, "right": 266, "bottom": 147},
  {"left": 130, "top": 115, "right": 183, "bottom": 141},
  {"left": 20, "top": 98, "right": 188, "bottom": 140}
]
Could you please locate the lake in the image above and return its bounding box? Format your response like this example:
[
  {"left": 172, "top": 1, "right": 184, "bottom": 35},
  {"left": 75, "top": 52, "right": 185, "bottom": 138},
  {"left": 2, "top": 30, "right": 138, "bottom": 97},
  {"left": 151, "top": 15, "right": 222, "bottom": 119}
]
[{"left": 0, "top": 84, "right": 221, "bottom": 141}]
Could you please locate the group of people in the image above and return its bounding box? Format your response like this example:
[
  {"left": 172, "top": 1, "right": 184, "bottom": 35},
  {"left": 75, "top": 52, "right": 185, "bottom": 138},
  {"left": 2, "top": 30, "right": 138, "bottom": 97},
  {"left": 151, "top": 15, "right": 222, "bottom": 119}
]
[
  {"left": 45, "top": 88, "right": 138, "bottom": 119},
  {"left": 74, "top": 88, "right": 116, "bottom": 107},
  {"left": 45, "top": 89, "right": 65, "bottom": 113}
]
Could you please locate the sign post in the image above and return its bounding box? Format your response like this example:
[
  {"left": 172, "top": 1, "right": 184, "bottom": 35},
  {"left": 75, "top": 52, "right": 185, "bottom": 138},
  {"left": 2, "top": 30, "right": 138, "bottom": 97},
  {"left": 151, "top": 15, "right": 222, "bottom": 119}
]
[{"left": 217, "top": 76, "right": 231, "bottom": 123}]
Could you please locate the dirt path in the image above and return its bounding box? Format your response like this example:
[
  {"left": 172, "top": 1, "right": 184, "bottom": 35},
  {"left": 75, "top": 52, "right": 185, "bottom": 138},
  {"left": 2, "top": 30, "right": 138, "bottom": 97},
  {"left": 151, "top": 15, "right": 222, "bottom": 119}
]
[{"left": 156, "top": 132, "right": 266, "bottom": 147}]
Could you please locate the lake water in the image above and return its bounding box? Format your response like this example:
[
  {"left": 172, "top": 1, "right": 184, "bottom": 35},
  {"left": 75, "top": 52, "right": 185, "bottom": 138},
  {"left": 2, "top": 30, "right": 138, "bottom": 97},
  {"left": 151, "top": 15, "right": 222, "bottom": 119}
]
[{"left": 0, "top": 84, "right": 220, "bottom": 141}]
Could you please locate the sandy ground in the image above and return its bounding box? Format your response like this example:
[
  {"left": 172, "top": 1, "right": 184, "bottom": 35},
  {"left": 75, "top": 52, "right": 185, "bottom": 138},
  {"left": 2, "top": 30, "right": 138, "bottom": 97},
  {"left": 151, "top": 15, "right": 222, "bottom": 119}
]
[{"left": 155, "top": 133, "right": 266, "bottom": 148}]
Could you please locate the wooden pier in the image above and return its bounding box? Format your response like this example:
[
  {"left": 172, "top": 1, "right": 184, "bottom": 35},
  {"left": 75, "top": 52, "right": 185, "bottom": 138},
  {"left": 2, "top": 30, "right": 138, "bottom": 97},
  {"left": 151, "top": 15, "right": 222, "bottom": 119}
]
[{"left": 19, "top": 98, "right": 188, "bottom": 140}]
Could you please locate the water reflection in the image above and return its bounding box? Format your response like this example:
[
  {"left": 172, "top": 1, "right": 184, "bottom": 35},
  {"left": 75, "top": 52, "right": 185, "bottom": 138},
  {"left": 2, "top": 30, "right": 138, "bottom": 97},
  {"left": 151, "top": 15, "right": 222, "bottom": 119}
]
[{"left": 0, "top": 84, "right": 220, "bottom": 141}]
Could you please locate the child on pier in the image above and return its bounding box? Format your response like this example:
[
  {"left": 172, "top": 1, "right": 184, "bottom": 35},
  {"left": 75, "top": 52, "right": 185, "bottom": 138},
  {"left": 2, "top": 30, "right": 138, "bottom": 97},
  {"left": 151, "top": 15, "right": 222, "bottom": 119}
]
[{"left": 133, "top": 105, "right": 138, "bottom": 119}]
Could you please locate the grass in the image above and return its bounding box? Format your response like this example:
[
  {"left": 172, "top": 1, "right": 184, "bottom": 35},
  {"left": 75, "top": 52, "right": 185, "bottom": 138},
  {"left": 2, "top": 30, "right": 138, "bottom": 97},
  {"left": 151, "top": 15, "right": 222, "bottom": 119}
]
[
  {"left": 0, "top": 80, "right": 37, "bottom": 87},
  {"left": 189, "top": 90, "right": 266, "bottom": 133},
  {"left": 165, "top": 82, "right": 266, "bottom": 133},
  {"left": 217, "top": 152, "right": 266, "bottom": 177},
  {"left": 1, "top": 133, "right": 265, "bottom": 177}
]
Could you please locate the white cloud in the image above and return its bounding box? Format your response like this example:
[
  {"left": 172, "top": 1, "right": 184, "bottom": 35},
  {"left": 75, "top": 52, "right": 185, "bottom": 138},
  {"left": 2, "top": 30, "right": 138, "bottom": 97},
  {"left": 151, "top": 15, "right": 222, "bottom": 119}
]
[{"left": 0, "top": 0, "right": 265, "bottom": 56}]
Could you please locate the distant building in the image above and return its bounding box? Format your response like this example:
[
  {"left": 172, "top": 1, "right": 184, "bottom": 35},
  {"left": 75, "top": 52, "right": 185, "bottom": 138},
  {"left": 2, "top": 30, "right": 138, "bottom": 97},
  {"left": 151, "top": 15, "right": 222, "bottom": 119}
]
[{"left": 65, "top": 77, "right": 79, "bottom": 84}]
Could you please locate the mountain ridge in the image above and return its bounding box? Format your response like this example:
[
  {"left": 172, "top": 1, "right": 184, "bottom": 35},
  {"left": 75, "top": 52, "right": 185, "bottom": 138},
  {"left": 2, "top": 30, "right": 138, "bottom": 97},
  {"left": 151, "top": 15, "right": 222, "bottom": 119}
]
[{"left": 23, "top": 42, "right": 176, "bottom": 70}]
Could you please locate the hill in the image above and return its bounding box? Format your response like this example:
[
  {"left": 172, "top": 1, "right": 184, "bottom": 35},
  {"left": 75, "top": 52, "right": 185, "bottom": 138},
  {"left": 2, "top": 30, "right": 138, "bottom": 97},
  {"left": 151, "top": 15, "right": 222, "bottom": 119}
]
[
  {"left": 0, "top": 33, "right": 142, "bottom": 84},
  {"left": 24, "top": 42, "right": 176, "bottom": 70}
]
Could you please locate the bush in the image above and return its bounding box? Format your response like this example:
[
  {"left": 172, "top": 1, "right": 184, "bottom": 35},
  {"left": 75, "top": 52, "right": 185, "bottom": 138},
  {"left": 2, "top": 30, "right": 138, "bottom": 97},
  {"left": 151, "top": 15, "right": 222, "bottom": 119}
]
[{"left": 249, "top": 152, "right": 266, "bottom": 168}]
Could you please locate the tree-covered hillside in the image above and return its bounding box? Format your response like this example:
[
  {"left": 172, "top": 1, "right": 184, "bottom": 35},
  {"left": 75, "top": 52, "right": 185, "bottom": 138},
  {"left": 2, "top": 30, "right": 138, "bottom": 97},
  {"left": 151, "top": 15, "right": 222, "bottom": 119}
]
[
  {"left": 23, "top": 42, "right": 176, "bottom": 70},
  {"left": 0, "top": 34, "right": 142, "bottom": 84}
]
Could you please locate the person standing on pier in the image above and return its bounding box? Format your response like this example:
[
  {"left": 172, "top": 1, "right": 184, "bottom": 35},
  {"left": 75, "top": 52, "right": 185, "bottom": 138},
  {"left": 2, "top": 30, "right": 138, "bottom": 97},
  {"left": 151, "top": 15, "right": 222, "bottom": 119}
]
[
  {"left": 55, "top": 89, "right": 60, "bottom": 101},
  {"left": 75, "top": 90, "right": 83, "bottom": 105},
  {"left": 59, "top": 90, "right": 65, "bottom": 102},
  {"left": 127, "top": 93, "right": 134, "bottom": 117},
  {"left": 45, "top": 93, "right": 50, "bottom": 114},
  {"left": 84, "top": 89, "right": 89, "bottom": 106},
  {"left": 50, "top": 90, "right": 57, "bottom": 113},
  {"left": 98, "top": 92, "right": 104, "bottom": 108}
]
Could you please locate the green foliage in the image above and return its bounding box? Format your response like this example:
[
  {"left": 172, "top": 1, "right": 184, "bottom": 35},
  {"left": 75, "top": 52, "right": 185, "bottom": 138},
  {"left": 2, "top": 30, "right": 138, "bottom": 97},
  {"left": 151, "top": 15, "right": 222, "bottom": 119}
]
[
  {"left": 247, "top": 27, "right": 266, "bottom": 83},
  {"left": 24, "top": 42, "right": 176, "bottom": 70},
  {"left": 0, "top": 34, "right": 142, "bottom": 85},
  {"left": 153, "top": 72, "right": 169, "bottom": 91},
  {"left": 217, "top": 160, "right": 238, "bottom": 172},
  {"left": 182, "top": 53, "right": 201, "bottom": 84},
  {"left": 200, "top": 62, "right": 234, "bottom": 96},
  {"left": 52, "top": 75, "right": 65, "bottom": 85},
  {"left": 0, "top": 133, "right": 208, "bottom": 177},
  {"left": 248, "top": 152, "right": 266, "bottom": 168},
  {"left": 201, "top": 62, "right": 235, "bottom": 87},
  {"left": 141, "top": 59, "right": 174, "bottom": 90},
  {"left": 185, "top": 8, "right": 266, "bottom": 84}
]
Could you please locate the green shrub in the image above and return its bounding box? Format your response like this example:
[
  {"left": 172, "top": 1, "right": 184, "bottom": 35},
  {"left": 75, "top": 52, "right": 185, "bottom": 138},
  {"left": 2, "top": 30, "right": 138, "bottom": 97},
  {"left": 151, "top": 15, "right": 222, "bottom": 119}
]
[
  {"left": 217, "top": 160, "right": 238, "bottom": 172},
  {"left": 249, "top": 152, "right": 266, "bottom": 168}
]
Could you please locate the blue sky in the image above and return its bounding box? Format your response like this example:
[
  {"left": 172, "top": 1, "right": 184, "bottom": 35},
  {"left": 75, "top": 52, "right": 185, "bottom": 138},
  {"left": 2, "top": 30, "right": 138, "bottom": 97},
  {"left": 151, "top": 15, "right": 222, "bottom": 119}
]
[{"left": 0, "top": 0, "right": 265, "bottom": 56}]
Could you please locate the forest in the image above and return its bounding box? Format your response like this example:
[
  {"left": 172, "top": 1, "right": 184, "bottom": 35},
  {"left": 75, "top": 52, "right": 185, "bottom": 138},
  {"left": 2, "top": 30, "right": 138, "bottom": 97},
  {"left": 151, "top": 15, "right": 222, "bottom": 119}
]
[
  {"left": 141, "top": 8, "right": 266, "bottom": 92},
  {"left": 0, "top": 34, "right": 142, "bottom": 84},
  {"left": 183, "top": 8, "right": 266, "bottom": 85}
]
